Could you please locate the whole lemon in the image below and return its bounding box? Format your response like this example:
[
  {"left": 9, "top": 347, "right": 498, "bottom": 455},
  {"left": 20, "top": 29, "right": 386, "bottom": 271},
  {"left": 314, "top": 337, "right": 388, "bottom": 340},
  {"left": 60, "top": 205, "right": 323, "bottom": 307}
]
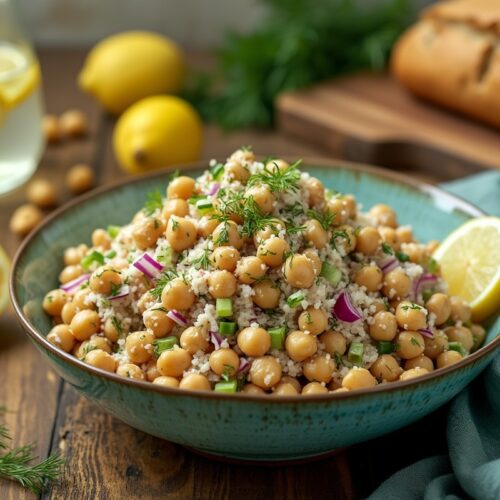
[
  {"left": 79, "top": 31, "right": 185, "bottom": 114},
  {"left": 113, "top": 95, "right": 202, "bottom": 174}
]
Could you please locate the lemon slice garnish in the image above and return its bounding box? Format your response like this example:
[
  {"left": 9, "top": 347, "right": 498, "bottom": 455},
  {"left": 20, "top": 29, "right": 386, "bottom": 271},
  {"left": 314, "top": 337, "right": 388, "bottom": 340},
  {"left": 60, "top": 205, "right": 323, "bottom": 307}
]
[
  {"left": 0, "top": 245, "right": 10, "bottom": 315},
  {"left": 433, "top": 217, "right": 500, "bottom": 321}
]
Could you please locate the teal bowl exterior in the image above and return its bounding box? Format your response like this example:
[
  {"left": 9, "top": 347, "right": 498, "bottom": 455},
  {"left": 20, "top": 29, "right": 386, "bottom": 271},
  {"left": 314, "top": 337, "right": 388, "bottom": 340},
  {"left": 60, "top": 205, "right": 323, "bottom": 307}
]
[{"left": 10, "top": 159, "right": 500, "bottom": 461}]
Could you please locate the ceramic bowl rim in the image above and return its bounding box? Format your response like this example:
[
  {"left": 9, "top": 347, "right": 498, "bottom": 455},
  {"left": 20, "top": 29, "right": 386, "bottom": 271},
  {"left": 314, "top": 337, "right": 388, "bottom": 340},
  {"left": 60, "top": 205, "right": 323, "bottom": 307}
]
[{"left": 9, "top": 157, "right": 500, "bottom": 403}]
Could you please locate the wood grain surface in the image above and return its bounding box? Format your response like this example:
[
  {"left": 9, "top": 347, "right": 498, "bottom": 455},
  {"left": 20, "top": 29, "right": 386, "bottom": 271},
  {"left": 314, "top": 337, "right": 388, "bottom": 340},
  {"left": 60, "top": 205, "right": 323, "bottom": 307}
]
[
  {"left": 277, "top": 73, "right": 499, "bottom": 178},
  {"left": 1, "top": 50, "right": 452, "bottom": 500}
]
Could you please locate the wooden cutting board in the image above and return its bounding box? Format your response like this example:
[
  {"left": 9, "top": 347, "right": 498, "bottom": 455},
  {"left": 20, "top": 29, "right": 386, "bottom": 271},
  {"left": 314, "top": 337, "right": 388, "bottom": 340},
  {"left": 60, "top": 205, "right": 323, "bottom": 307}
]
[{"left": 276, "top": 73, "right": 500, "bottom": 179}]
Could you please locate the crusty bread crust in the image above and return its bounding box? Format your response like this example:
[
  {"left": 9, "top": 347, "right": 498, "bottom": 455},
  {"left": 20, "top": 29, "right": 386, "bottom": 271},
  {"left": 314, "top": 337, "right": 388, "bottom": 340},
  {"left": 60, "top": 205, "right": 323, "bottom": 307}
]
[{"left": 391, "top": 0, "right": 500, "bottom": 128}]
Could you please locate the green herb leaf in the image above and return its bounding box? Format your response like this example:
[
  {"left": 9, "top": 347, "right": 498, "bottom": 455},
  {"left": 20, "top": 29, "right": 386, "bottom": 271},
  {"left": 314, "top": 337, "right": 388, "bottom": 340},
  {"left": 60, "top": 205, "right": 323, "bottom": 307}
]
[{"left": 144, "top": 189, "right": 163, "bottom": 216}]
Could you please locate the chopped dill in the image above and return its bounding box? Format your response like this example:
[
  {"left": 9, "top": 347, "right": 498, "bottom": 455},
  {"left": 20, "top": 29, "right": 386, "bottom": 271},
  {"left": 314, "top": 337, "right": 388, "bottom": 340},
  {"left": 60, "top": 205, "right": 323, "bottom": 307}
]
[
  {"left": 307, "top": 208, "right": 334, "bottom": 230},
  {"left": 286, "top": 223, "right": 306, "bottom": 235},
  {"left": 330, "top": 229, "right": 351, "bottom": 250},
  {"left": 169, "top": 169, "right": 180, "bottom": 181},
  {"left": 247, "top": 160, "right": 302, "bottom": 192},
  {"left": 143, "top": 189, "right": 163, "bottom": 216},
  {"left": 382, "top": 242, "right": 394, "bottom": 255},
  {"left": 150, "top": 269, "right": 179, "bottom": 299},
  {"left": 191, "top": 247, "right": 212, "bottom": 270},
  {"left": 111, "top": 316, "right": 123, "bottom": 335}
]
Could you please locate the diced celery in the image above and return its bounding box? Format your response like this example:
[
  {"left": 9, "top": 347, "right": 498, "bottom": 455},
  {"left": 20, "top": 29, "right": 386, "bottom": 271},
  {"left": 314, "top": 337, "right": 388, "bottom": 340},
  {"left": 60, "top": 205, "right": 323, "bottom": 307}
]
[
  {"left": 269, "top": 326, "right": 286, "bottom": 349},
  {"left": 320, "top": 262, "right": 341, "bottom": 286},
  {"left": 214, "top": 380, "right": 238, "bottom": 393},
  {"left": 216, "top": 298, "right": 233, "bottom": 318},
  {"left": 348, "top": 342, "right": 364, "bottom": 366}
]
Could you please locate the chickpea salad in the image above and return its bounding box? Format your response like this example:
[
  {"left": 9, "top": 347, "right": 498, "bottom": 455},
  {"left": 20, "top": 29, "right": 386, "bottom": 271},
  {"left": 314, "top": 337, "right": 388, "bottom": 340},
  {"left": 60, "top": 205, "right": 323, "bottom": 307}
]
[{"left": 42, "top": 148, "right": 486, "bottom": 396}]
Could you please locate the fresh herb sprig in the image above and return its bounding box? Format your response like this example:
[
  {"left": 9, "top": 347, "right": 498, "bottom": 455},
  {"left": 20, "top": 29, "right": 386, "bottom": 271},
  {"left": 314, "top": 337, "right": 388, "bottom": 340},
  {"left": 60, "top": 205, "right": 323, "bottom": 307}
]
[
  {"left": 150, "top": 269, "right": 179, "bottom": 299},
  {"left": 247, "top": 160, "right": 302, "bottom": 193},
  {"left": 143, "top": 189, "right": 163, "bottom": 216},
  {"left": 307, "top": 209, "right": 334, "bottom": 231}
]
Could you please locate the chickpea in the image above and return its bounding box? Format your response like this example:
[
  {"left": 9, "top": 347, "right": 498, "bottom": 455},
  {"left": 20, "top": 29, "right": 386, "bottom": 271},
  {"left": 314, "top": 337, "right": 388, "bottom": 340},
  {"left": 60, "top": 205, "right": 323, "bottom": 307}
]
[
  {"left": 280, "top": 376, "right": 302, "bottom": 393},
  {"left": 153, "top": 376, "right": 180, "bottom": 388},
  {"left": 396, "top": 331, "right": 425, "bottom": 359},
  {"left": 265, "top": 158, "right": 288, "bottom": 172},
  {"left": 302, "top": 382, "right": 328, "bottom": 395},
  {"left": 326, "top": 197, "right": 348, "bottom": 226},
  {"left": 369, "top": 311, "right": 398, "bottom": 341},
  {"left": 395, "top": 302, "right": 427, "bottom": 331},
  {"left": 59, "top": 109, "right": 88, "bottom": 137},
  {"left": 370, "top": 355, "right": 403, "bottom": 382},
  {"left": 249, "top": 356, "right": 282, "bottom": 389},
  {"left": 298, "top": 307, "right": 328, "bottom": 336},
  {"left": 73, "top": 288, "right": 96, "bottom": 311},
  {"left": 424, "top": 331, "right": 448, "bottom": 359},
  {"left": 303, "top": 249, "right": 321, "bottom": 276},
  {"left": 332, "top": 225, "right": 357, "bottom": 253},
  {"left": 197, "top": 216, "right": 219, "bottom": 238},
  {"left": 320, "top": 331, "right": 347, "bottom": 355},
  {"left": 369, "top": 204, "right": 397, "bottom": 228},
  {"left": 59, "top": 265, "right": 83, "bottom": 284},
  {"left": 167, "top": 176, "right": 195, "bottom": 200},
  {"left": 449, "top": 296, "right": 472, "bottom": 323},
  {"left": 125, "top": 331, "right": 155, "bottom": 364},
  {"left": 157, "top": 347, "right": 192, "bottom": 377},
  {"left": 166, "top": 216, "right": 197, "bottom": 252},
  {"left": 132, "top": 217, "right": 164, "bottom": 250},
  {"left": 230, "top": 148, "right": 255, "bottom": 164},
  {"left": 342, "top": 367, "right": 377, "bottom": 390},
  {"left": 42, "top": 114, "right": 60, "bottom": 143},
  {"left": 285, "top": 330, "right": 317, "bottom": 362},
  {"left": 241, "top": 383, "right": 266, "bottom": 395},
  {"left": 89, "top": 266, "right": 122, "bottom": 295},
  {"left": 254, "top": 219, "right": 285, "bottom": 246},
  {"left": 331, "top": 387, "right": 350, "bottom": 394},
  {"left": 43, "top": 289, "right": 68, "bottom": 316},
  {"left": 257, "top": 237, "right": 290, "bottom": 267},
  {"left": 370, "top": 300, "right": 387, "bottom": 315},
  {"left": 304, "top": 177, "right": 325, "bottom": 207},
  {"left": 63, "top": 244, "right": 88, "bottom": 266},
  {"left": 180, "top": 326, "right": 209, "bottom": 355},
  {"left": 246, "top": 185, "right": 274, "bottom": 214},
  {"left": 401, "top": 243, "right": 425, "bottom": 264},
  {"left": 103, "top": 316, "right": 121, "bottom": 343},
  {"left": 47, "top": 324, "right": 76, "bottom": 353},
  {"left": 283, "top": 254, "right": 315, "bottom": 288},
  {"left": 252, "top": 280, "right": 281, "bottom": 309},
  {"left": 341, "top": 195, "right": 357, "bottom": 219},
  {"left": 161, "top": 278, "right": 195, "bottom": 310},
  {"left": 75, "top": 336, "right": 111, "bottom": 359},
  {"left": 145, "top": 360, "right": 161, "bottom": 382},
  {"left": 404, "top": 354, "right": 434, "bottom": 372},
  {"left": 303, "top": 354, "right": 336, "bottom": 383},
  {"left": 117, "top": 364, "right": 146, "bottom": 380},
  {"left": 272, "top": 383, "right": 298, "bottom": 396},
  {"left": 400, "top": 367, "right": 429, "bottom": 381},
  {"left": 237, "top": 327, "right": 271, "bottom": 357},
  {"left": 10, "top": 204, "right": 43, "bottom": 236},
  {"left": 425, "top": 293, "right": 451, "bottom": 325},
  {"left": 61, "top": 301, "right": 78, "bottom": 325},
  {"left": 209, "top": 348, "right": 239, "bottom": 376},
  {"left": 161, "top": 198, "right": 189, "bottom": 223},
  {"left": 137, "top": 291, "right": 155, "bottom": 314},
  {"left": 91, "top": 228, "right": 112, "bottom": 250},
  {"left": 236, "top": 256, "right": 267, "bottom": 284},
  {"left": 179, "top": 373, "right": 211, "bottom": 391},
  {"left": 26, "top": 179, "right": 57, "bottom": 208},
  {"left": 354, "top": 265, "right": 383, "bottom": 292},
  {"left": 304, "top": 219, "right": 328, "bottom": 249},
  {"left": 212, "top": 220, "right": 243, "bottom": 249},
  {"left": 208, "top": 270, "right": 237, "bottom": 299},
  {"left": 378, "top": 227, "right": 400, "bottom": 251},
  {"left": 355, "top": 227, "right": 381, "bottom": 255},
  {"left": 396, "top": 226, "right": 413, "bottom": 245},
  {"left": 84, "top": 349, "right": 116, "bottom": 372},
  {"left": 212, "top": 246, "right": 240, "bottom": 272},
  {"left": 66, "top": 164, "right": 94, "bottom": 194},
  {"left": 382, "top": 269, "right": 411, "bottom": 300},
  {"left": 225, "top": 160, "right": 250, "bottom": 183},
  {"left": 445, "top": 326, "right": 474, "bottom": 353},
  {"left": 470, "top": 324, "right": 486, "bottom": 352},
  {"left": 143, "top": 308, "right": 174, "bottom": 338}
]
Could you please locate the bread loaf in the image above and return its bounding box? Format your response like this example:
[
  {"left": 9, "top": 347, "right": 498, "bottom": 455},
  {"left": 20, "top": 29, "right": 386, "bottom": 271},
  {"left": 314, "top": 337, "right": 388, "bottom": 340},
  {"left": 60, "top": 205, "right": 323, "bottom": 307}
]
[{"left": 391, "top": 0, "right": 500, "bottom": 129}]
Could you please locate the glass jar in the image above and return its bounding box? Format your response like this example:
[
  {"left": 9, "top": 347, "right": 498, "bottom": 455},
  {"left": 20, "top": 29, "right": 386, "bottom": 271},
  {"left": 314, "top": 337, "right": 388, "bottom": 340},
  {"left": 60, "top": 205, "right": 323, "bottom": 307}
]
[{"left": 0, "top": 0, "right": 44, "bottom": 195}]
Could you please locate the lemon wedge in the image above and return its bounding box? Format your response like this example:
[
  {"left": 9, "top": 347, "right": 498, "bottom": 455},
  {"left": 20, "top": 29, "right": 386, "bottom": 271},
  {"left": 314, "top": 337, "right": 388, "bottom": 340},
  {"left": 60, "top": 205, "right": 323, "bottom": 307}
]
[
  {"left": 0, "top": 43, "right": 40, "bottom": 110},
  {"left": 0, "top": 245, "right": 10, "bottom": 315},
  {"left": 433, "top": 217, "right": 500, "bottom": 322}
]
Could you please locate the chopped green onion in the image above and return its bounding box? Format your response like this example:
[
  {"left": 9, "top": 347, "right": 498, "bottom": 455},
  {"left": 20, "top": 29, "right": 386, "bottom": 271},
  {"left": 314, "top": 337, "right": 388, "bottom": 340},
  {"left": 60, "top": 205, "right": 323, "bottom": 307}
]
[
  {"left": 196, "top": 198, "right": 214, "bottom": 213},
  {"left": 81, "top": 250, "right": 105, "bottom": 270},
  {"left": 188, "top": 194, "right": 207, "bottom": 205},
  {"left": 214, "top": 380, "right": 238, "bottom": 393},
  {"left": 153, "top": 336, "right": 179, "bottom": 357},
  {"left": 269, "top": 326, "right": 286, "bottom": 349},
  {"left": 287, "top": 291, "right": 304, "bottom": 308},
  {"left": 377, "top": 341, "right": 395, "bottom": 355},
  {"left": 448, "top": 341, "right": 467, "bottom": 357},
  {"left": 219, "top": 321, "right": 237, "bottom": 336},
  {"left": 348, "top": 342, "right": 364, "bottom": 366},
  {"left": 105, "top": 249, "right": 117, "bottom": 259},
  {"left": 211, "top": 163, "right": 225, "bottom": 180},
  {"left": 320, "top": 262, "right": 342, "bottom": 286},
  {"left": 107, "top": 225, "right": 121, "bottom": 238},
  {"left": 216, "top": 298, "right": 233, "bottom": 318}
]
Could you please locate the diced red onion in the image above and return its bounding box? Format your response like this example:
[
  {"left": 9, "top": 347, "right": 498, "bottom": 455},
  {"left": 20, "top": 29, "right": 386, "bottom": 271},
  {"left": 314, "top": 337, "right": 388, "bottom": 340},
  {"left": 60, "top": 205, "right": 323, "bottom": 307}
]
[
  {"left": 379, "top": 257, "right": 399, "bottom": 274},
  {"left": 207, "top": 182, "right": 220, "bottom": 196},
  {"left": 418, "top": 328, "right": 434, "bottom": 339},
  {"left": 413, "top": 273, "right": 438, "bottom": 299},
  {"left": 332, "top": 290, "right": 363, "bottom": 323},
  {"left": 238, "top": 357, "right": 251, "bottom": 373},
  {"left": 60, "top": 274, "right": 90, "bottom": 294},
  {"left": 167, "top": 309, "right": 188, "bottom": 326},
  {"left": 108, "top": 285, "right": 130, "bottom": 301},
  {"left": 132, "top": 253, "right": 164, "bottom": 279},
  {"left": 211, "top": 331, "right": 223, "bottom": 349}
]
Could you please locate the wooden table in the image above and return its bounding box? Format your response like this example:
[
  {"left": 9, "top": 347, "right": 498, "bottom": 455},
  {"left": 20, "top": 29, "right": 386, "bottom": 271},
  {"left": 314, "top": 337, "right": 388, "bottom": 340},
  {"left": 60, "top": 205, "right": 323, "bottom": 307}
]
[{"left": 0, "top": 49, "right": 467, "bottom": 499}]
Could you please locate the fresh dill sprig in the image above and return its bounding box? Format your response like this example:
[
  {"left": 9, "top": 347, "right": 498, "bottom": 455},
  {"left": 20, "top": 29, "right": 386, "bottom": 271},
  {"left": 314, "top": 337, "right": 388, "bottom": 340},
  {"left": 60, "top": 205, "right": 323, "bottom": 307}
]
[
  {"left": 191, "top": 247, "right": 212, "bottom": 270},
  {"left": 239, "top": 197, "right": 279, "bottom": 238},
  {"left": 286, "top": 222, "right": 306, "bottom": 235},
  {"left": 247, "top": 160, "right": 302, "bottom": 192},
  {"left": 150, "top": 269, "right": 179, "bottom": 299},
  {"left": 143, "top": 189, "right": 163, "bottom": 216},
  {"left": 307, "top": 209, "right": 334, "bottom": 230}
]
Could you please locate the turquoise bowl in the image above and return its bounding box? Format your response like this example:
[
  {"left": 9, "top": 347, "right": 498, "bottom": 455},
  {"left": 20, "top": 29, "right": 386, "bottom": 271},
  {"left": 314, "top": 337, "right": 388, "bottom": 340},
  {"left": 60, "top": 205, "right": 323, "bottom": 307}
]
[{"left": 10, "top": 159, "right": 500, "bottom": 462}]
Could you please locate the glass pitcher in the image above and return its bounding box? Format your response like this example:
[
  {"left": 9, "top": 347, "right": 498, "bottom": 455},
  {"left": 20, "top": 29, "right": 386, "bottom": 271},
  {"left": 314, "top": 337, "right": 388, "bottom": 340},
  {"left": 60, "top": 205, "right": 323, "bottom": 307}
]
[{"left": 0, "top": 0, "right": 44, "bottom": 195}]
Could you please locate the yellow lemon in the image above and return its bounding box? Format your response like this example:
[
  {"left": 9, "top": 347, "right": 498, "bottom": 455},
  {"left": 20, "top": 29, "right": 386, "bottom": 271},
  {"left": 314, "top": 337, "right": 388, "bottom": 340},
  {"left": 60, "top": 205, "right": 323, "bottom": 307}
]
[
  {"left": 0, "top": 245, "right": 10, "bottom": 315},
  {"left": 79, "top": 31, "right": 185, "bottom": 115},
  {"left": 113, "top": 95, "right": 202, "bottom": 174},
  {"left": 433, "top": 217, "right": 500, "bottom": 322}
]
